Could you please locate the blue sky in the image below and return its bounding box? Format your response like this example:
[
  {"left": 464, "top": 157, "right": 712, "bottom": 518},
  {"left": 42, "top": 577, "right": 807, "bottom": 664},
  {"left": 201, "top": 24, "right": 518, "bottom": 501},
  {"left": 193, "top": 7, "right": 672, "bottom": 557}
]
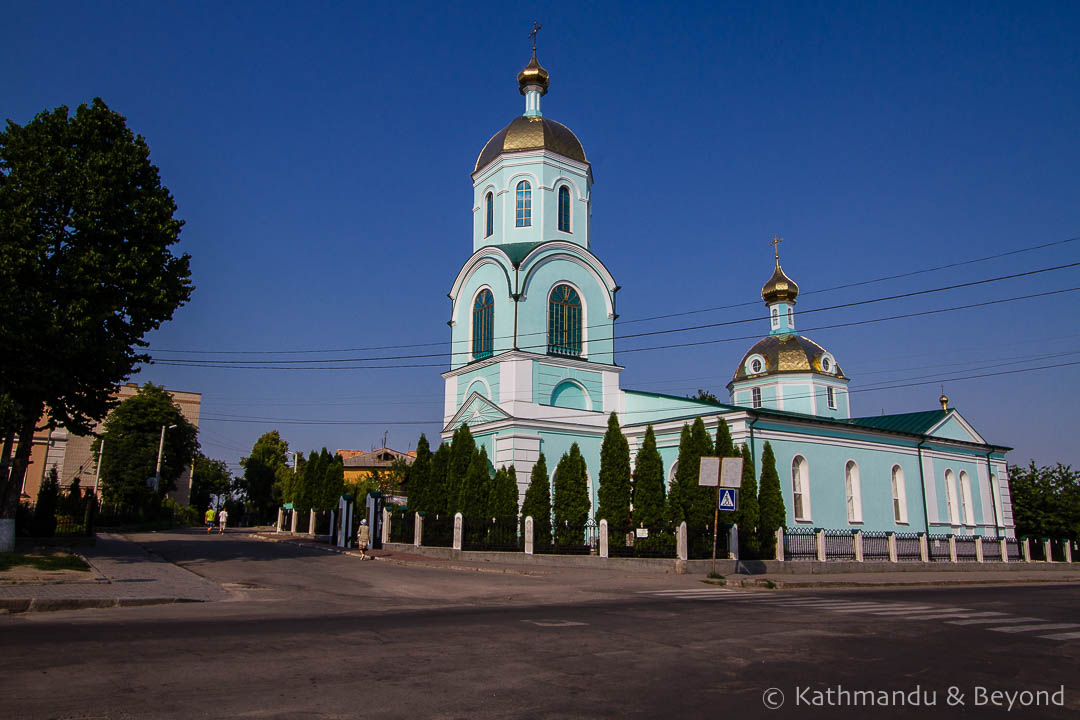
[{"left": 6, "top": 1, "right": 1079, "bottom": 474}]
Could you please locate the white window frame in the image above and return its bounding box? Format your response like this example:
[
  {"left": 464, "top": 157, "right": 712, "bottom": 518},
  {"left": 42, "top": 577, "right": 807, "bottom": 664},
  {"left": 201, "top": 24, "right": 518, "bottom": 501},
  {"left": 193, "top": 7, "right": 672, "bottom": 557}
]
[
  {"left": 826, "top": 386, "right": 836, "bottom": 409},
  {"left": 751, "top": 387, "right": 762, "bottom": 409},
  {"left": 891, "top": 465, "right": 908, "bottom": 524},
  {"left": 844, "top": 460, "right": 863, "bottom": 523},
  {"left": 959, "top": 471, "right": 975, "bottom": 526},
  {"left": 787, "top": 306, "right": 794, "bottom": 329},
  {"left": 770, "top": 306, "right": 780, "bottom": 330},
  {"left": 944, "top": 469, "right": 960, "bottom": 525},
  {"left": 791, "top": 455, "right": 811, "bottom": 522}
]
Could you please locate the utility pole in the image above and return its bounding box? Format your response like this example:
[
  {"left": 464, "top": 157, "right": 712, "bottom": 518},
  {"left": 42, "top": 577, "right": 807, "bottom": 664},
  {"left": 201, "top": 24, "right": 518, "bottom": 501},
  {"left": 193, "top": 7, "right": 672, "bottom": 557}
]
[
  {"left": 154, "top": 424, "right": 177, "bottom": 492},
  {"left": 93, "top": 439, "right": 104, "bottom": 498}
]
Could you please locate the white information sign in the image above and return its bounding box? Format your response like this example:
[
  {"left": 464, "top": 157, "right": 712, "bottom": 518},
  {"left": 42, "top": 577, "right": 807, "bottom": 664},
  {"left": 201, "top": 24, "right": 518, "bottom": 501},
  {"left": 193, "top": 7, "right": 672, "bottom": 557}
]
[
  {"left": 698, "top": 457, "right": 720, "bottom": 486},
  {"left": 720, "top": 457, "right": 744, "bottom": 488}
]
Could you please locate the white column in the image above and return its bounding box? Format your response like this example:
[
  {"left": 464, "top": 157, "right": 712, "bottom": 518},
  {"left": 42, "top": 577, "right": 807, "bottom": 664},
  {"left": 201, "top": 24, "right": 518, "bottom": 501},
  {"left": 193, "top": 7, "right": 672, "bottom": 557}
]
[
  {"left": 1043, "top": 538, "right": 1053, "bottom": 563},
  {"left": 599, "top": 519, "right": 609, "bottom": 559},
  {"left": 948, "top": 535, "right": 957, "bottom": 563},
  {"left": 775, "top": 528, "right": 785, "bottom": 561},
  {"left": 887, "top": 532, "right": 898, "bottom": 563},
  {"left": 382, "top": 508, "right": 391, "bottom": 545},
  {"left": 309, "top": 509, "right": 316, "bottom": 537},
  {"left": 1065, "top": 541, "right": 1073, "bottom": 564},
  {"left": 414, "top": 514, "right": 423, "bottom": 548},
  {"left": 816, "top": 529, "right": 826, "bottom": 562},
  {"left": 854, "top": 530, "right": 864, "bottom": 562},
  {"left": 677, "top": 522, "right": 688, "bottom": 562},
  {"left": 290, "top": 510, "right": 298, "bottom": 533},
  {"left": 1023, "top": 537, "right": 1032, "bottom": 563},
  {"left": 525, "top": 516, "right": 534, "bottom": 555},
  {"left": 453, "top": 512, "right": 463, "bottom": 551},
  {"left": 919, "top": 533, "right": 929, "bottom": 562},
  {"left": 276, "top": 508, "right": 283, "bottom": 532},
  {"left": 975, "top": 536, "right": 984, "bottom": 563}
]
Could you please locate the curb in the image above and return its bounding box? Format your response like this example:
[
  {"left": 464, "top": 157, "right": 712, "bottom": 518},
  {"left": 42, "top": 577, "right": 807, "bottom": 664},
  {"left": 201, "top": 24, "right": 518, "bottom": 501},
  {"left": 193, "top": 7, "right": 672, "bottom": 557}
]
[
  {"left": 730, "top": 576, "right": 1080, "bottom": 590},
  {"left": 0, "top": 596, "right": 203, "bottom": 615}
]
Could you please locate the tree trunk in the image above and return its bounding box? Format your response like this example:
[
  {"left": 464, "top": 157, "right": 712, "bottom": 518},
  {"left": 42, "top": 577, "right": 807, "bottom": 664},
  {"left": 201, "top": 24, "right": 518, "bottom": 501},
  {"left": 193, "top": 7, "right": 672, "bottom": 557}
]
[{"left": 0, "top": 406, "right": 42, "bottom": 552}]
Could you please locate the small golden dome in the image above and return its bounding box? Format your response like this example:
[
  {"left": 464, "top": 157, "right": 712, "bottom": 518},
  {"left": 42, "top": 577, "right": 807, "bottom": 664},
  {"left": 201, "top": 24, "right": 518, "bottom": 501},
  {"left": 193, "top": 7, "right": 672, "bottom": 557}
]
[
  {"left": 474, "top": 116, "right": 588, "bottom": 174},
  {"left": 762, "top": 262, "right": 800, "bottom": 304},
  {"left": 518, "top": 55, "right": 549, "bottom": 96},
  {"left": 730, "top": 334, "right": 844, "bottom": 383}
]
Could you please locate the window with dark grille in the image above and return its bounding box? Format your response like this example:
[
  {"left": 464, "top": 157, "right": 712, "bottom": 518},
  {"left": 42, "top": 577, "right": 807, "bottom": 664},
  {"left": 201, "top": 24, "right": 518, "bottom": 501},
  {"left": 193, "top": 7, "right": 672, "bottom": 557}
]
[
  {"left": 472, "top": 289, "right": 494, "bottom": 359},
  {"left": 548, "top": 284, "right": 582, "bottom": 357},
  {"left": 558, "top": 186, "right": 570, "bottom": 232},
  {"left": 515, "top": 181, "right": 532, "bottom": 227}
]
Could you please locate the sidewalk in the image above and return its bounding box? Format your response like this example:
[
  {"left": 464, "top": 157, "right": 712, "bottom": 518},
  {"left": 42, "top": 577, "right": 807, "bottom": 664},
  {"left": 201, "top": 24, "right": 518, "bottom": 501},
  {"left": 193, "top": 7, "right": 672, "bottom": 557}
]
[{"left": 0, "top": 532, "right": 229, "bottom": 614}]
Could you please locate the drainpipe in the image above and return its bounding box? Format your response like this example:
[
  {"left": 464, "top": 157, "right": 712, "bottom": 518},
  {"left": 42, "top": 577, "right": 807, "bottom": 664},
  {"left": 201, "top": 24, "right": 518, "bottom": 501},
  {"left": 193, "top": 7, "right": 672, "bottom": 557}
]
[
  {"left": 917, "top": 437, "right": 930, "bottom": 535},
  {"left": 513, "top": 266, "right": 520, "bottom": 350}
]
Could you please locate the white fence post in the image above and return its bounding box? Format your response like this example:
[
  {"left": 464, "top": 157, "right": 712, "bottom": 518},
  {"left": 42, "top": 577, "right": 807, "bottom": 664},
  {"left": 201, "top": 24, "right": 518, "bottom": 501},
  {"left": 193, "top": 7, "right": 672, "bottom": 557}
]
[
  {"left": 453, "top": 512, "right": 463, "bottom": 551},
  {"left": 381, "top": 508, "right": 391, "bottom": 545},
  {"left": 919, "top": 533, "right": 929, "bottom": 562},
  {"left": 1001, "top": 536, "right": 1009, "bottom": 563},
  {"left": 414, "top": 513, "right": 423, "bottom": 547},
  {"left": 309, "top": 509, "right": 316, "bottom": 537},
  {"left": 599, "top": 519, "right": 609, "bottom": 558},
  {"left": 1023, "top": 537, "right": 1032, "bottom": 563},
  {"left": 887, "top": 532, "right": 898, "bottom": 563},
  {"left": 775, "top": 528, "right": 785, "bottom": 561},
  {"left": 948, "top": 535, "right": 957, "bottom": 563},
  {"left": 854, "top": 530, "right": 864, "bottom": 562},
  {"left": 525, "top": 516, "right": 534, "bottom": 555},
  {"left": 276, "top": 508, "right": 283, "bottom": 532},
  {"left": 677, "top": 521, "right": 688, "bottom": 562},
  {"left": 1043, "top": 538, "right": 1053, "bottom": 563},
  {"left": 975, "top": 536, "right": 984, "bottom": 563},
  {"left": 1064, "top": 541, "right": 1073, "bottom": 564},
  {"left": 290, "top": 509, "right": 298, "bottom": 533},
  {"left": 816, "top": 529, "right": 826, "bottom": 562}
]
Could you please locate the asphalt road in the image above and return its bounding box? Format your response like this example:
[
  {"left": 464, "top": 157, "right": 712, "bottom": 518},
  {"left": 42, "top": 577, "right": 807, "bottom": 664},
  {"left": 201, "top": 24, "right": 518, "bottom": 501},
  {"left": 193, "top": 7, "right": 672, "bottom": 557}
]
[{"left": 4, "top": 531, "right": 1078, "bottom": 719}]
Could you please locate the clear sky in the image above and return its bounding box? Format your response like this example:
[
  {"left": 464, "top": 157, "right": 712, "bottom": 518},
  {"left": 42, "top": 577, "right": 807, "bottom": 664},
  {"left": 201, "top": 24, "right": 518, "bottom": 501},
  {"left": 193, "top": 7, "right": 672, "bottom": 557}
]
[{"left": 6, "top": 1, "right": 1079, "bottom": 476}]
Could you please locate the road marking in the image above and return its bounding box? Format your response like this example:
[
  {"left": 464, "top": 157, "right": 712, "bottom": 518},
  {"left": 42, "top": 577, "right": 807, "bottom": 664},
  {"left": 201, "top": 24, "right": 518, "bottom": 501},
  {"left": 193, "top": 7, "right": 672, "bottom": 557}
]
[
  {"left": 1038, "top": 631, "right": 1080, "bottom": 640},
  {"left": 523, "top": 619, "right": 587, "bottom": 627},
  {"left": 989, "top": 623, "right": 1080, "bottom": 634},
  {"left": 948, "top": 616, "right": 1042, "bottom": 626},
  {"left": 910, "top": 611, "right": 1001, "bottom": 620},
  {"left": 868, "top": 606, "right": 958, "bottom": 616},
  {"left": 638, "top": 588, "right": 743, "bottom": 595}
]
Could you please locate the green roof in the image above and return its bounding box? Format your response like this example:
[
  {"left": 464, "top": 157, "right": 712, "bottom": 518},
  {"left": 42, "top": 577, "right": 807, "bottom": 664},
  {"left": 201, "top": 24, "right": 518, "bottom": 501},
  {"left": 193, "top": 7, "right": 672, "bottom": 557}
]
[
  {"left": 846, "top": 410, "right": 949, "bottom": 435},
  {"left": 501, "top": 241, "right": 546, "bottom": 267}
]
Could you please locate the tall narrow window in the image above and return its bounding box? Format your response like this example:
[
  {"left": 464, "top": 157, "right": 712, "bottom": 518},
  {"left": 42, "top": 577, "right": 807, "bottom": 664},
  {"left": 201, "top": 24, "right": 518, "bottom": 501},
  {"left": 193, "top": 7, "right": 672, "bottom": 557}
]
[
  {"left": 959, "top": 471, "right": 974, "bottom": 526},
  {"left": 751, "top": 387, "right": 762, "bottom": 409},
  {"left": 558, "top": 186, "right": 571, "bottom": 232},
  {"left": 548, "top": 284, "right": 582, "bottom": 357},
  {"left": 770, "top": 306, "right": 779, "bottom": 329},
  {"left": 472, "top": 289, "right": 494, "bottom": 360},
  {"left": 891, "top": 465, "right": 908, "bottom": 523},
  {"left": 515, "top": 181, "right": 532, "bottom": 227},
  {"left": 944, "top": 469, "right": 959, "bottom": 525},
  {"left": 827, "top": 386, "right": 836, "bottom": 409},
  {"left": 787, "top": 306, "right": 794, "bottom": 329},
  {"left": 792, "top": 456, "right": 811, "bottom": 521},
  {"left": 485, "top": 192, "right": 494, "bottom": 237},
  {"left": 845, "top": 461, "right": 862, "bottom": 523}
]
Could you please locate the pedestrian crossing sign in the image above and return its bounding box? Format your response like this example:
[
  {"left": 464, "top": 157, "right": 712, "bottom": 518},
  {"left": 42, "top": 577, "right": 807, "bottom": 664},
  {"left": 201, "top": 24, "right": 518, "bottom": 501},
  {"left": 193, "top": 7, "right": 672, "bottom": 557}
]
[{"left": 718, "top": 488, "right": 738, "bottom": 511}]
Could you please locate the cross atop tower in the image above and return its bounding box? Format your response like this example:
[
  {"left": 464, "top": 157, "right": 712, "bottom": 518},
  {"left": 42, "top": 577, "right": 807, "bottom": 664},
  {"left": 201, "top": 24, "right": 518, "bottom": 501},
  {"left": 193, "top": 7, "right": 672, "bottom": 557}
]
[
  {"left": 771, "top": 234, "right": 783, "bottom": 264},
  {"left": 529, "top": 21, "right": 542, "bottom": 58}
]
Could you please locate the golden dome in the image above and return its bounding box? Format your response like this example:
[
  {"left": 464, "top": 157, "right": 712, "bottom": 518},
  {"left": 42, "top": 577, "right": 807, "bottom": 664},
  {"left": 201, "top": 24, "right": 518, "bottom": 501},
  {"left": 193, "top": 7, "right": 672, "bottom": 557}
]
[
  {"left": 474, "top": 116, "right": 588, "bottom": 174},
  {"left": 730, "top": 334, "right": 845, "bottom": 384},
  {"left": 518, "top": 55, "right": 549, "bottom": 95},
  {"left": 761, "top": 262, "right": 799, "bottom": 304}
]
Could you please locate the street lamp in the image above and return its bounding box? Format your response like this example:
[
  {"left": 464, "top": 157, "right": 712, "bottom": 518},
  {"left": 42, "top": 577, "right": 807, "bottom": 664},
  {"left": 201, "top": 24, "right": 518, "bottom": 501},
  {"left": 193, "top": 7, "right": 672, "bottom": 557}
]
[{"left": 153, "top": 423, "right": 178, "bottom": 493}]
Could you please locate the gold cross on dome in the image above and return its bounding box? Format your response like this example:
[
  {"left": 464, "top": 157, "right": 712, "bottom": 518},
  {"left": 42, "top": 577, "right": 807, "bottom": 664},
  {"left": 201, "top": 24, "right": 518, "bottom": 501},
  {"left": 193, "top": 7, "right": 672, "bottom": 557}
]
[
  {"left": 529, "top": 21, "right": 543, "bottom": 57},
  {"left": 771, "top": 234, "right": 783, "bottom": 262}
]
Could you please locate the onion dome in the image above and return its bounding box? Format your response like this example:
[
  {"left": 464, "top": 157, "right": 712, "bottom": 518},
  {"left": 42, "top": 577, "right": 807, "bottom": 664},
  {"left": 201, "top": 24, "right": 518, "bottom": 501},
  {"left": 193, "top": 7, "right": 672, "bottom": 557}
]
[
  {"left": 474, "top": 116, "right": 587, "bottom": 173},
  {"left": 732, "top": 334, "right": 845, "bottom": 383},
  {"left": 761, "top": 262, "right": 799, "bottom": 304},
  {"left": 518, "top": 55, "right": 549, "bottom": 95}
]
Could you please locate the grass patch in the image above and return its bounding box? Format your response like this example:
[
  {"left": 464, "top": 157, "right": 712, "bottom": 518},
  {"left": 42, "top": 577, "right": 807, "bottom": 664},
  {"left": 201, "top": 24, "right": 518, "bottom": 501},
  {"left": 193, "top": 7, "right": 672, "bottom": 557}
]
[
  {"left": 0, "top": 552, "right": 90, "bottom": 572},
  {"left": 706, "top": 571, "right": 724, "bottom": 579},
  {"left": 763, "top": 579, "right": 778, "bottom": 589}
]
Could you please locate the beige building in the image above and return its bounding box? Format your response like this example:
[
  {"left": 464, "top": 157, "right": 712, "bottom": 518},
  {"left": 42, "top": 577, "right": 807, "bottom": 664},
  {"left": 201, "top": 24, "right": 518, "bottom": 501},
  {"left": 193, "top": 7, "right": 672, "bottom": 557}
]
[{"left": 337, "top": 447, "right": 416, "bottom": 486}]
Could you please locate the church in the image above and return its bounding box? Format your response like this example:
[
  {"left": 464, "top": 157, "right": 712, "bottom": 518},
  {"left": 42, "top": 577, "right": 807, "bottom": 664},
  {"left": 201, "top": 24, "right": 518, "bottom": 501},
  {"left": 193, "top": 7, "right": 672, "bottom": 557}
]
[{"left": 440, "top": 49, "right": 1016, "bottom": 540}]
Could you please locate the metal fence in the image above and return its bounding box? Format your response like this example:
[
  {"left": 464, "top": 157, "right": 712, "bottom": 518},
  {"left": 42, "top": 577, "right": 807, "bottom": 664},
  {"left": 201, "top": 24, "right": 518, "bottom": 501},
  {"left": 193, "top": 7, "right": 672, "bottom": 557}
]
[
  {"left": 823, "top": 530, "right": 855, "bottom": 560},
  {"left": 462, "top": 516, "right": 520, "bottom": 552},
  {"left": 609, "top": 525, "right": 677, "bottom": 558},
  {"left": 389, "top": 510, "right": 415, "bottom": 545},
  {"left": 895, "top": 532, "right": 922, "bottom": 561},
  {"left": 1005, "top": 537, "right": 1023, "bottom": 562},
  {"left": 954, "top": 535, "right": 978, "bottom": 562},
  {"left": 783, "top": 527, "right": 817, "bottom": 560},
  {"left": 981, "top": 537, "right": 1004, "bottom": 562},
  {"left": 421, "top": 513, "right": 454, "bottom": 548},
  {"left": 16, "top": 501, "right": 96, "bottom": 538},
  {"left": 862, "top": 531, "right": 891, "bottom": 561},
  {"left": 926, "top": 534, "right": 951, "bottom": 562},
  {"left": 685, "top": 523, "right": 730, "bottom": 560},
  {"left": 1050, "top": 539, "right": 1069, "bottom": 562},
  {"left": 544, "top": 520, "right": 597, "bottom": 555}
]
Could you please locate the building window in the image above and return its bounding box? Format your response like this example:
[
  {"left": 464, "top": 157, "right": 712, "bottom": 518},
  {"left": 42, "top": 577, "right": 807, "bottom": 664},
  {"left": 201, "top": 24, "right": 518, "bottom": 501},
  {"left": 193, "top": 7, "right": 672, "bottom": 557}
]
[
  {"left": 792, "top": 455, "right": 811, "bottom": 521},
  {"left": 787, "top": 306, "right": 794, "bottom": 329},
  {"left": 751, "top": 387, "right": 762, "bottom": 409},
  {"left": 485, "top": 192, "right": 494, "bottom": 237},
  {"left": 548, "top": 284, "right": 582, "bottom": 357},
  {"left": 959, "top": 471, "right": 975, "bottom": 526},
  {"left": 891, "top": 465, "right": 908, "bottom": 523},
  {"left": 751, "top": 359, "right": 762, "bottom": 373},
  {"left": 558, "top": 186, "right": 571, "bottom": 232},
  {"left": 845, "top": 460, "right": 862, "bottom": 523},
  {"left": 515, "top": 181, "right": 532, "bottom": 227},
  {"left": 472, "top": 289, "right": 494, "bottom": 360},
  {"left": 827, "top": 386, "right": 836, "bottom": 409},
  {"left": 770, "top": 306, "right": 779, "bottom": 329},
  {"left": 944, "top": 469, "right": 959, "bottom": 525}
]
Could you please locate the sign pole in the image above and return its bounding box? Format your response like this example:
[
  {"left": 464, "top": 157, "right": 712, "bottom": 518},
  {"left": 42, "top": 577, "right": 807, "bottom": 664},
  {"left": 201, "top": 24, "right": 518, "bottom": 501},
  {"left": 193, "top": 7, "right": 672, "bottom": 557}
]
[{"left": 711, "top": 489, "right": 720, "bottom": 574}]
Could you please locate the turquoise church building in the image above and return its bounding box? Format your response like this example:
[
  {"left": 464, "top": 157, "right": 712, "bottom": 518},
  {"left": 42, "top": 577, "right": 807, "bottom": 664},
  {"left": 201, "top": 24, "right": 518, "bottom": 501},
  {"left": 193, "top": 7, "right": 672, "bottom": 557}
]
[{"left": 441, "top": 51, "right": 1016, "bottom": 540}]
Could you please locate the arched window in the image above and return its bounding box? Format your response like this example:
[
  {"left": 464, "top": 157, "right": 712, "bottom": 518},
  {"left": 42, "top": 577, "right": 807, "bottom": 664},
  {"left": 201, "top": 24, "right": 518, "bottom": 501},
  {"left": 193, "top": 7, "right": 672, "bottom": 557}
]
[
  {"left": 485, "top": 192, "right": 494, "bottom": 237},
  {"left": 558, "top": 186, "right": 571, "bottom": 232},
  {"left": 472, "top": 289, "right": 494, "bottom": 360},
  {"left": 891, "top": 465, "right": 908, "bottom": 523},
  {"left": 792, "top": 456, "right": 811, "bottom": 521},
  {"left": 944, "top": 469, "right": 959, "bottom": 525},
  {"left": 787, "top": 306, "right": 794, "bottom": 329},
  {"left": 771, "top": 306, "right": 780, "bottom": 329},
  {"left": 548, "top": 284, "right": 582, "bottom": 357},
  {"left": 844, "top": 460, "right": 862, "bottom": 523},
  {"left": 515, "top": 181, "right": 532, "bottom": 227},
  {"left": 959, "top": 471, "right": 974, "bottom": 526}
]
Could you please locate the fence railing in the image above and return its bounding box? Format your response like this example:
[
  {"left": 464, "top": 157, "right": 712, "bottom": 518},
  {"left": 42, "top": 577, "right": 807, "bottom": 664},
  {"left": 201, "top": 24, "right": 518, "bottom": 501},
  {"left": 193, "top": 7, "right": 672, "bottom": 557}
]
[
  {"left": 389, "top": 510, "right": 416, "bottom": 545},
  {"left": 609, "top": 525, "right": 678, "bottom": 558},
  {"left": 462, "top": 516, "right": 520, "bottom": 552},
  {"left": 861, "top": 531, "right": 890, "bottom": 561},
  {"left": 895, "top": 532, "right": 922, "bottom": 561},
  {"left": 543, "top": 520, "right": 597, "bottom": 555},
  {"left": 16, "top": 500, "right": 97, "bottom": 538},
  {"left": 783, "top": 527, "right": 817, "bottom": 560},
  {"left": 926, "top": 534, "right": 951, "bottom": 562},
  {"left": 421, "top": 513, "right": 454, "bottom": 548},
  {"left": 953, "top": 535, "right": 978, "bottom": 562},
  {"left": 824, "top": 530, "right": 856, "bottom": 560},
  {"left": 981, "top": 537, "right": 1003, "bottom": 562}
]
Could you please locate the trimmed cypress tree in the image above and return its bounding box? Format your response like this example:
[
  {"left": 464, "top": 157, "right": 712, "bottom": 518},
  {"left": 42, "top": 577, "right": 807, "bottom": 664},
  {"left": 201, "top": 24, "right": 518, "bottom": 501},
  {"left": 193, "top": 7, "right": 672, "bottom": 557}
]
[
  {"left": 520, "top": 453, "right": 552, "bottom": 548},
  {"left": 408, "top": 434, "right": 432, "bottom": 513},
  {"left": 596, "top": 412, "right": 632, "bottom": 538},
  {"left": 320, "top": 454, "right": 344, "bottom": 511},
  {"left": 460, "top": 445, "right": 491, "bottom": 519},
  {"left": 668, "top": 418, "right": 714, "bottom": 527},
  {"left": 489, "top": 465, "right": 519, "bottom": 519},
  {"left": 446, "top": 424, "right": 476, "bottom": 515},
  {"left": 631, "top": 425, "right": 665, "bottom": 528},
  {"left": 757, "top": 441, "right": 786, "bottom": 557},
  {"left": 428, "top": 443, "right": 451, "bottom": 517},
  {"left": 553, "top": 443, "right": 590, "bottom": 545},
  {"left": 736, "top": 444, "right": 760, "bottom": 557}
]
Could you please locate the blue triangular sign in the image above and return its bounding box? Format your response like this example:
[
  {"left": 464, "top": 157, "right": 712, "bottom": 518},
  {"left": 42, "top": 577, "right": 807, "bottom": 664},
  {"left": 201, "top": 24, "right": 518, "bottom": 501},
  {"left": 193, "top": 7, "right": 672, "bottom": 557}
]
[{"left": 719, "top": 489, "right": 736, "bottom": 510}]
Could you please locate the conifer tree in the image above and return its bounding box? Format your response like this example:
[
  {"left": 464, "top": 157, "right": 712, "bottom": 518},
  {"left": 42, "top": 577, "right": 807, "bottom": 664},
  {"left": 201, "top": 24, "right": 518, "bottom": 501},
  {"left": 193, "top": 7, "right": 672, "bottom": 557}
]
[
  {"left": 460, "top": 445, "right": 491, "bottom": 519},
  {"left": 489, "top": 465, "right": 519, "bottom": 519},
  {"left": 667, "top": 418, "right": 714, "bottom": 527},
  {"left": 446, "top": 424, "right": 476, "bottom": 515},
  {"left": 320, "top": 454, "right": 344, "bottom": 511},
  {"left": 757, "top": 441, "right": 786, "bottom": 557},
  {"left": 715, "top": 421, "right": 738, "bottom": 527},
  {"left": 408, "top": 434, "right": 432, "bottom": 513},
  {"left": 631, "top": 425, "right": 666, "bottom": 528},
  {"left": 428, "top": 443, "right": 451, "bottom": 517},
  {"left": 553, "top": 443, "right": 590, "bottom": 545},
  {"left": 520, "top": 453, "right": 552, "bottom": 547},
  {"left": 596, "top": 412, "right": 632, "bottom": 538},
  {"left": 736, "top": 444, "right": 760, "bottom": 557}
]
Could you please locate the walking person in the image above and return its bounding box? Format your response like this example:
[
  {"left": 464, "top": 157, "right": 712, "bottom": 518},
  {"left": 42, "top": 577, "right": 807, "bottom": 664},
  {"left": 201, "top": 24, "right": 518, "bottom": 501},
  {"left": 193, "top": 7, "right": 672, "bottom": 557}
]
[
  {"left": 357, "top": 519, "right": 370, "bottom": 560},
  {"left": 218, "top": 507, "right": 228, "bottom": 535},
  {"left": 205, "top": 506, "right": 216, "bottom": 534}
]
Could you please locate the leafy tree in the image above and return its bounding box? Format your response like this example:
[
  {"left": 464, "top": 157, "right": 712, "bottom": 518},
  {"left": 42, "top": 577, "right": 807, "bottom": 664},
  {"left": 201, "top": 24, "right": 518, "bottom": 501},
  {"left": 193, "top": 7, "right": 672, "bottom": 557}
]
[
  {"left": 58, "top": 478, "right": 86, "bottom": 519},
  {"left": 520, "top": 453, "right": 552, "bottom": 547},
  {"left": 191, "top": 454, "right": 233, "bottom": 512},
  {"left": 757, "top": 441, "right": 785, "bottom": 557},
  {"left": 632, "top": 426, "right": 666, "bottom": 528},
  {"left": 446, "top": 425, "right": 476, "bottom": 515},
  {"left": 32, "top": 467, "right": 61, "bottom": 537},
  {"left": 91, "top": 383, "right": 198, "bottom": 508},
  {"left": 553, "top": 444, "right": 590, "bottom": 545},
  {"left": 408, "top": 434, "right": 432, "bottom": 512},
  {"left": 1009, "top": 462, "right": 1080, "bottom": 540},
  {"left": 460, "top": 446, "right": 492, "bottom": 519},
  {"left": 238, "top": 431, "right": 290, "bottom": 523},
  {"left": 667, "top": 418, "right": 714, "bottom": 527},
  {"left": 489, "top": 465, "right": 519, "bottom": 519},
  {"left": 736, "top": 444, "right": 760, "bottom": 558},
  {"left": 428, "top": 443, "right": 451, "bottom": 516},
  {"left": 688, "top": 389, "right": 719, "bottom": 403},
  {"left": 0, "top": 99, "right": 192, "bottom": 551},
  {"left": 596, "top": 412, "right": 632, "bottom": 538}
]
